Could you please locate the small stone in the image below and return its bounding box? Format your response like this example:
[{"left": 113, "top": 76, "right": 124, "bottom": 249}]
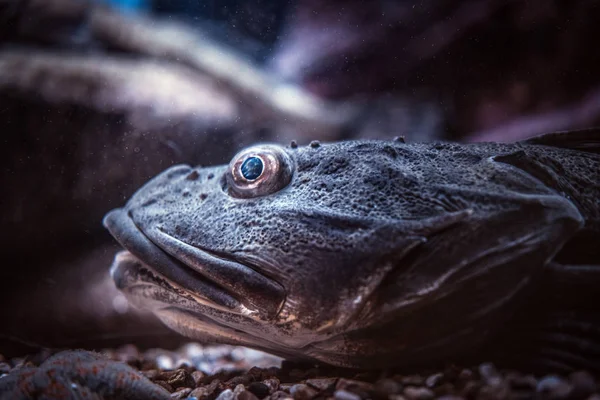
[
  {"left": 506, "top": 373, "right": 537, "bottom": 390},
  {"left": 238, "top": 391, "right": 260, "bottom": 400},
  {"left": 270, "top": 391, "right": 293, "bottom": 400},
  {"left": 249, "top": 382, "right": 273, "bottom": 398},
  {"left": 116, "top": 344, "right": 140, "bottom": 365},
  {"left": 569, "top": 371, "right": 597, "bottom": 399},
  {"left": 233, "top": 384, "right": 246, "bottom": 397},
  {"left": 247, "top": 367, "right": 266, "bottom": 381},
  {"left": 227, "top": 375, "right": 253, "bottom": 387},
  {"left": 290, "top": 383, "right": 318, "bottom": 400},
  {"left": 375, "top": 378, "right": 403, "bottom": 395},
  {"left": 478, "top": 363, "right": 502, "bottom": 386},
  {"left": 425, "top": 373, "right": 444, "bottom": 388},
  {"left": 393, "top": 136, "right": 406, "bottom": 143},
  {"left": 279, "top": 384, "right": 293, "bottom": 393},
  {"left": 309, "top": 140, "right": 321, "bottom": 148},
  {"left": 193, "top": 370, "right": 207, "bottom": 386},
  {"left": 432, "top": 383, "right": 455, "bottom": 397},
  {"left": 189, "top": 379, "right": 222, "bottom": 400},
  {"left": 170, "top": 387, "right": 193, "bottom": 399},
  {"left": 403, "top": 387, "right": 435, "bottom": 400},
  {"left": 163, "top": 368, "right": 195, "bottom": 390},
  {"left": 155, "top": 380, "right": 175, "bottom": 393},
  {"left": 458, "top": 369, "right": 473, "bottom": 382},
  {"left": 334, "top": 389, "right": 361, "bottom": 400},
  {"left": 290, "top": 141, "right": 298, "bottom": 149},
  {"left": 460, "top": 381, "right": 480, "bottom": 398},
  {"left": 306, "top": 378, "right": 337, "bottom": 392},
  {"left": 260, "top": 378, "right": 279, "bottom": 398},
  {"left": 537, "top": 375, "right": 573, "bottom": 399},
  {"left": 401, "top": 375, "right": 425, "bottom": 386},
  {"left": 336, "top": 379, "right": 375, "bottom": 393},
  {"left": 0, "top": 362, "right": 11, "bottom": 374},
  {"left": 216, "top": 389, "right": 235, "bottom": 400}
]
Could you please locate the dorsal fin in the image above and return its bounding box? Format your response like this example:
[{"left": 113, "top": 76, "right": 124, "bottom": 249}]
[{"left": 522, "top": 128, "right": 600, "bottom": 154}]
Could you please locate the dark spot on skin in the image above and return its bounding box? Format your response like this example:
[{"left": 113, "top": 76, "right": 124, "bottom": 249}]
[
  {"left": 207, "top": 173, "right": 214, "bottom": 180},
  {"left": 200, "top": 193, "right": 207, "bottom": 200},
  {"left": 290, "top": 140, "right": 298, "bottom": 149},
  {"left": 393, "top": 136, "right": 406, "bottom": 143},
  {"left": 141, "top": 199, "right": 157, "bottom": 207},
  {"left": 186, "top": 170, "right": 200, "bottom": 181},
  {"left": 310, "top": 140, "right": 321, "bottom": 148}
]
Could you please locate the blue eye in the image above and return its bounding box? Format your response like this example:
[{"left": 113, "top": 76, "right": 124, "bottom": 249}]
[{"left": 240, "top": 156, "right": 264, "bottom": 180}]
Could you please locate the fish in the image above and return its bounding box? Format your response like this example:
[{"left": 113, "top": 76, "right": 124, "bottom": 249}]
[{"left": 103, "top": 129, "right": 600, "bottom": 372}]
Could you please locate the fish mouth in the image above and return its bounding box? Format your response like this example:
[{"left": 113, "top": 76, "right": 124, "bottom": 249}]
[{"left": 103, "top": 209, "right": 286, "bottom": 321}]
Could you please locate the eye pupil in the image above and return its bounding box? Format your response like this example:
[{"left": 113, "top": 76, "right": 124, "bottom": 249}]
[{"left": 240, "top": 156, "right": 263, "bottom": 180}]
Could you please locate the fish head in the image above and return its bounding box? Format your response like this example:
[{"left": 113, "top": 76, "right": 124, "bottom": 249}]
[{"left": 104, "top": 140, "right": 582, "bottom": 366}]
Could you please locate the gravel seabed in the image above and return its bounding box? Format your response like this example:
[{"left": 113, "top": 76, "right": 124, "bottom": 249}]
[{"left": 1, "top": 343, "right": 598, "bottom": 400}]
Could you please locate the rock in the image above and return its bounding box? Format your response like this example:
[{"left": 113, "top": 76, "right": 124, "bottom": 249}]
[
  {"left": 216, "top": 389, "right": 235, "bottom": 400},
  {"left": 170, "top": 387, "right": 192, "bottom": 399},
  {"left": 189, "top": 379, "right": 222, "bottom": 400},
  {"left": 403, "top": 386, "right": 435, "bottom": 400},
  {"left": 506, "top": 373, "right": 537, "bottom": 390},
  {"left": 155, "top": 380, "right": 175, "bottom": 393},
  {"left": 334, "top": 389, "right": 362, "bottom": 400},
  {"left": 306, "top": 378, "right": 337, "bottom": 392},
  {"left": 569, "top": 371, "right": 597, "bottom": 399},
  {"left": 249, "top": 381, "right": 273, "bottom": 398},
  {"left": 478, "top": 363, "right": 502, "bottom": 386},
  {"left": 375, "top": 378, "right": 403, "bottom": 395},
  {"left": 425, "top": 373, "right": 444, "bottom": 388},
  {"left": 537, "top": 375, "right": 573, "bottom": 400},
  {"left": 238, "top": 391, "right": 260, "bottom": 400},
  {"left": 335, "top": 378, "right": 375, "bottom": 397},
  {"left": 270, "top": 391, "right": 293, "bottom": 400},
  {"left": 162, "top": 368, "right": 195, "bottom": 390},
  {"left": 192, "top": 370, "right": 207, "bottom": 386},
  {"left": 260, "top": 378, "right": 279, "bottom": 398},
  {"left": 0, "top": 362, "right": 11, "bottom": 374},
  {"left": 290, "top": 383, "right": 318, "bottom": 400},
  {"left": 227, "top": 375, "right": 253, "bottom": 387},
  {"left": 401, "top": 375, "right": 425, "bottom": 386}
]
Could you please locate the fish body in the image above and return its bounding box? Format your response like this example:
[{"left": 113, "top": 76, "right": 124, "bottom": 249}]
[{"left": 104, "top": 130, "right": 600, "bottom": 371}]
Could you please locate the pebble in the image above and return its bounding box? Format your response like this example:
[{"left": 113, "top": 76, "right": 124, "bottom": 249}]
[
  {"left": 163, "top": 368, "right": 196, "bottom": 389},
  {"left": 261, "top": 378, "right": 281, "bottom": 394},
  {"left": 248, "top": 382, "right": 272, "bottom": 398},
  {"left": 537, "top": 375, "right": 573, "bottom": 399},
  {"left": 237, "top": 391, "right": 259, "bottom": 400},
  {"left": 2, "top": 343, "right": 599, "bottom": 400},
  {"left": 570, "top": 371, "right": 597, "bottom": 399},
  {"left": 306, "top": 378, "right": 337, "bottom": 391},
  {"left": 0, "top": 362, "right": 11, "bottom": 374},
  {"left": 170, "top": 387, "right": 192, "bottom": 399},
  {"left": 270, "top": 391, "right": 293, "bottom": 400},
  {"left": 216, "top": 389, "right": 235, "bottom": 400},
  {"left": 289, "top": 383, "right": 318, "bottom": 400},
  {"left": 334, "top": 389, "right": 362, "bottom": 400},
  {"left": 425, "top": 373, "right": 444, "bottom": 388},
  {"left": 375, "top": 378, "right": 403, "bottom": 395},
  {"left": 402, "top": 375, "right": 425, "bottom": 386},
  {"left": 403, "top": 386, "right": 435, "bottom": 400}
]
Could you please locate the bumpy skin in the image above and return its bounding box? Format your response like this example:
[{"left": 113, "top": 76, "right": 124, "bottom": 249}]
[
  {"left": 104, "top": 130, "right": 600, "bottom": 372},
  {"left": 0, "top": 350, "right": 169, "bottom": 400}
]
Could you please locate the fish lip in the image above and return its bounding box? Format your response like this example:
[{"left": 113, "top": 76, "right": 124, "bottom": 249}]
[
  {"left": 103, "top": 208, "right": 242, "bottom": 312},
  {"left": 103, "top": 208, "right": 286, "bottom": 320}
]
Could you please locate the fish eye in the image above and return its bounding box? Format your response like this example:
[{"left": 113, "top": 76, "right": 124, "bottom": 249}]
[{"left": 227, "top": 145, "right": 294, "bottom": 198}]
